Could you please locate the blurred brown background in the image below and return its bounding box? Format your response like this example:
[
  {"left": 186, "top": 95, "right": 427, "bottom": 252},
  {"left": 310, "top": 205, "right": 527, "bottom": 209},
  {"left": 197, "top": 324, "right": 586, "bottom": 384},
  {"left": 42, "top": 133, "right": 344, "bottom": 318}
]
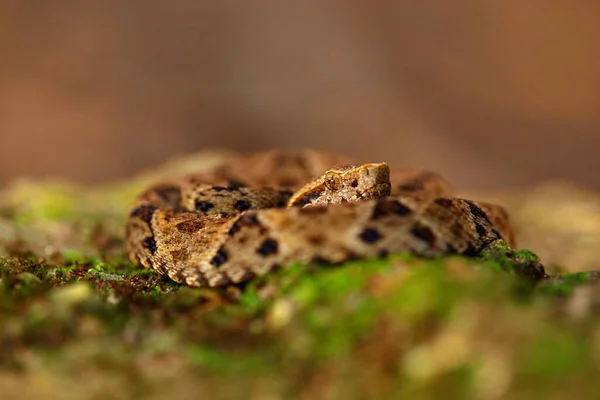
[{"left": 1, "top": 1, "right": 599, "bottom": 190}]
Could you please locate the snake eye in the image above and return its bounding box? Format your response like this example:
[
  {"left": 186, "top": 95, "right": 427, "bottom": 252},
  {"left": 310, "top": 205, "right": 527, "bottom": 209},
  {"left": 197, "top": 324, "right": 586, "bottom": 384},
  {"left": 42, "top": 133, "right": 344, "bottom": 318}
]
[{"left": 324, "top": 171, "right": 341, "bottom": 191}]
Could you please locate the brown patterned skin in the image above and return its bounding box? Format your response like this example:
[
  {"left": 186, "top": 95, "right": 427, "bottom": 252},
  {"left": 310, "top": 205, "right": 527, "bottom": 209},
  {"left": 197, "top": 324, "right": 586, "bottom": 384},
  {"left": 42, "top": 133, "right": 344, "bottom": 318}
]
[{"left": 126, "top": 150, "right": 515, "bottom": 287}]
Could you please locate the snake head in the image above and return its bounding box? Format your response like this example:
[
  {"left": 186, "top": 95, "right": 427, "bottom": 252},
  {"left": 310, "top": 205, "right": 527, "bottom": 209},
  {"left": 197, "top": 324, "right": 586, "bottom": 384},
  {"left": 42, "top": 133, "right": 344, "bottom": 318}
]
[
  {"left": 287, "top": 162, "right": 392, "bottom": 208},
  {"left": 324, "top": 163, "right": 391, "bottom": 200}
]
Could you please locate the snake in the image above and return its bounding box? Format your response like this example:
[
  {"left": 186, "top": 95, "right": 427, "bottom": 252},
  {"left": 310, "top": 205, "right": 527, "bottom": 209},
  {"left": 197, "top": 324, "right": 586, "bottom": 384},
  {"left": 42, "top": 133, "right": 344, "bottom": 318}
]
[{"left": 126, "top": 149, "right": 515, "bottom": 287}]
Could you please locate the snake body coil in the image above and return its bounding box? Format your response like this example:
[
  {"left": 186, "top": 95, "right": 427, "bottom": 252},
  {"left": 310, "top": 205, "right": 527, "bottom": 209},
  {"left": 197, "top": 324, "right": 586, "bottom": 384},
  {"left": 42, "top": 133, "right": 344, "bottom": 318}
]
[{"left": 126, "top": 150, "right": 514, "bottom": 287}]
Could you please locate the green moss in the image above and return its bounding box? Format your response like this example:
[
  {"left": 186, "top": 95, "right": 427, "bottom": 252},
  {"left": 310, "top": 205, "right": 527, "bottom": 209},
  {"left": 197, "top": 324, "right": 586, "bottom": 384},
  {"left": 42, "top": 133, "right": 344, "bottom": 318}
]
[
  {"left": 538, "top": 271, "right": 596, "bottom": 296},
  {"left": 479, "top": 240, "right": 546, "bottom": 282},
  {"left": 61, "top": 249, "right": 88, "bottom": 264},
  {"left": 288, "top": 266, "right": 381, "bottom": 358},
  {"left": 386, "top": 261, "right": 457, "bottom": 319}
]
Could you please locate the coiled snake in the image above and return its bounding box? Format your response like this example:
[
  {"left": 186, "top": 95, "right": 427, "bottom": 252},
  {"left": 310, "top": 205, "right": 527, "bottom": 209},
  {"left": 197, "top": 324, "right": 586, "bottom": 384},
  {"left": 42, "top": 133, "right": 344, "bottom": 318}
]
[{"left": 126, "top": 150, "right": 514, "bottom": 287}]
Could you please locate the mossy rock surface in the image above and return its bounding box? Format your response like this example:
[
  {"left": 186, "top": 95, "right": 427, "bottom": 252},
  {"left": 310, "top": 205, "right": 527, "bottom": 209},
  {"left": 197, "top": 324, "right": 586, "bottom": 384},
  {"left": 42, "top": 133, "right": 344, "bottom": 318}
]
[{"left": 2, "top": 152, "right": 600, "bottom": 400}]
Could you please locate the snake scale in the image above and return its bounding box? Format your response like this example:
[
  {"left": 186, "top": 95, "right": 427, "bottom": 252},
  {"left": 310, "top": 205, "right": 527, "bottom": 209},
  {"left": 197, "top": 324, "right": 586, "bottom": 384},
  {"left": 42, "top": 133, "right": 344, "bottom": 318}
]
[{"left": 126, "top": 149, "right": 515, "bottom": 287}]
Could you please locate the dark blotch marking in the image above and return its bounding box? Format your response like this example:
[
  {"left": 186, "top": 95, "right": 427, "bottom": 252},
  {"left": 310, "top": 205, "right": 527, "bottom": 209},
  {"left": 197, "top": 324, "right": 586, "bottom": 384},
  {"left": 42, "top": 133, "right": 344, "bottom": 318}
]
[
  {"left": 463, "top": 200, "right": 492, "bottom": 225},
  {"left": 195, "top": 200, "right": 215, "bottom": 213},
  {"left": 176, "top": 220, "right": 204, "bottom": 234},
  {"left": 411, "top": 224, "right": 436, "bottom": 244},
  {"left": 296, "top": 191, "right": 320, "bottom": 207},
  {"left": 398, "top": 180, "right": 424, "bottom": 192},
  {"left": 359, "top": 228, "right": 382, "bottom": 244},
  {"left": 308, "top": 235, "right": 325, "bottom": 246},
  {"left": 235, "top": 199, "right": 252, "bottom": 211},
  {"left": 227, "top": 179, "right": 247, "bottom": 189},
  {"left": 463, "top": 200, "right": 501, "bottom": 241},
  {"left": 227, "top": 222, "right": 241, "bottom": 236},
  {"left": 213, "top": 185, "right": 237, "bottom": 192},
  {"left": 257, "top": 238, "right": 278, "bottom": 257},
  {"left": 372, "top": 199, "right": 412, "bottom": 219},
  {"left": 153, "top": 184, "right": 182, "bottom": 207},
  {"left": 310, "top": 256, "right": 332, "bottom": 265},
  {"left": 462, "top": 246, "right": 480, "bottom": 257},
  {"left": 210, "top": 247, "right": 229, "bottom": 267},
  {"left": 143, "top": 237, "right": 157, "bottom": 254},
  {"left": 377, "top": 249, "right": 389, "bottom": 258},
  {"left": 227, "top": 212, "right": 260, "bottom": 236},
  {"left": 474, "top": 222, "right": 489, "bottom": 238},
  {"left": 434, "top": 198, "right": 454, "bottom": 207},
  {"left": 391, "top": 200, "right": 412, "bottom": 216},
  {"left": 270, "top": 263, "right": 282, "bottom": 273},
  {"left": 277, "top": 190, "right": 295, "bottom": 207},
  {"left": 130, "top": 205, "right": 157, "bottom": 224},
  {"left": 350, "top": 179, "right": 358, "bottom": 188}
]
